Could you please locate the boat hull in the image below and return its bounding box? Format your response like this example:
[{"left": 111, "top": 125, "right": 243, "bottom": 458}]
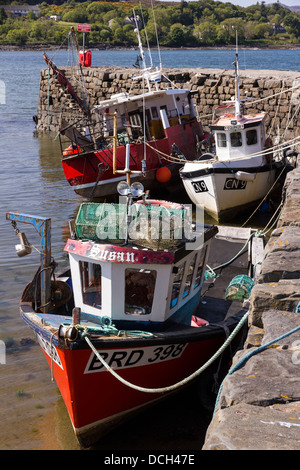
[
  {"left": 61, "top": 120, "right": 203, "bottom": 198},
  {"left": 181, "top": 159, "right": 283, "bottom": 222},
  {"left": 21, "top": 306, "right": 245, "bottom": 448}
]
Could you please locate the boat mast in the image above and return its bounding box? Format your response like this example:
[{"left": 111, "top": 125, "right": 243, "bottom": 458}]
[
  {"left": 233, "top": 31, "right": 242, "bottom": 120},
  {"left": 132, "top": 8, "right": 162, "bottom": 92}
]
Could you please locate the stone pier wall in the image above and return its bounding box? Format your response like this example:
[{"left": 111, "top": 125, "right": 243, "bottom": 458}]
[
  {"left": 202, "top": 158, "right": 300, "bottom": 450},
  {"left": 36, "top": 66, "right": 300, "bottom": 142}
]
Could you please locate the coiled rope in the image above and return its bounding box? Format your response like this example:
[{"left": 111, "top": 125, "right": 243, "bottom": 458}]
[{"left": 82, "top": 310, "right": 249, "bottom": 394}]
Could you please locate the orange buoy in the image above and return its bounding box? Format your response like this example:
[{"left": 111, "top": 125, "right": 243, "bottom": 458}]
[
  {"left": 63, "top": 145, "right": 82, "bottom": 156},
  {"left": 156, "top": 166, "right": 171, "bottom": 183}
]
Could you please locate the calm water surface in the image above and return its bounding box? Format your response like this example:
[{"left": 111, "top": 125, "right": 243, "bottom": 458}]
[{"left": 0, "top": 49, "right": 297, "bottom": 450}]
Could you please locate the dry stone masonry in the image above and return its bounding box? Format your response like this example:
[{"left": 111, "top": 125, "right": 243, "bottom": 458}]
[
  {"left": 36, "top": 66, "right": 300, "bottom": 143},
  {"left": 203, "top": 155, "right": 300, "bottom": 451}
]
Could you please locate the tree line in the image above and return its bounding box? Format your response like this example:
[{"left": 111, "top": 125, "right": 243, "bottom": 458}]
[{"left": 0, "top": 0, "right": 300, "bottom": 47}]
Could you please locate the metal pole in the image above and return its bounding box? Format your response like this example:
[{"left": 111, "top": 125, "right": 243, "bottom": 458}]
[{"left": 6, "top": 212, "right": 51, "bottom": 313}]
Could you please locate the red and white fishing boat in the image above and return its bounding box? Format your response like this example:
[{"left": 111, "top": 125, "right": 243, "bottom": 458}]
[
  {"left": 43, "top": 23, "right": 204, "bottom": 199},
  {"left": 6, "top": 168, "right": 261, "bottom": 447}
]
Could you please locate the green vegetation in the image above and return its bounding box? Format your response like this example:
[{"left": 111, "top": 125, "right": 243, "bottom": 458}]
[{"left": 0, "top": 0, "right": 300, "bottom": 47}]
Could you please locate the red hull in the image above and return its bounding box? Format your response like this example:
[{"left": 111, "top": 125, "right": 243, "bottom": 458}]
[
  {"left": 36, "top": 323, "right": 239, "bottom": 447},
  {"left": 61, "top": 120, "right": 203, "bottom": 198}
]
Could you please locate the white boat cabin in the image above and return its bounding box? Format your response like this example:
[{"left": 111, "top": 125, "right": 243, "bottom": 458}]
[
  {"left": 64, "top": 203, "right": 216, "bottom": 325},
  {"left": 93, "top": 88, "right": 196, "bottom": 142},
  {"left": 212, "top": 112, "right": 268, "bottom": 162}
]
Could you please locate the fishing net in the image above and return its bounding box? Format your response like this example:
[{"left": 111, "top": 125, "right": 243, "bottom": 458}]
[
  {"left": 75, "top": 202, "right": 194, "bottom": 249},
  {"left": 225, "top": 274, "right": 254, "bottom": 301}
]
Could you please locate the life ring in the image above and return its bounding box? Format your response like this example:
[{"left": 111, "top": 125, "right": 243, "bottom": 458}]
[
  {"left": 264, "top": 137, "right": 273, "bottom": 162},
  {"left": 135, "top": 199, "right": 184, "bottom": 210},
  {"left": 224, "top": 114, "right": 234, "bottom": 118},
  {"left": 63, "top": 144, "right": 82, "bottom": 156}
]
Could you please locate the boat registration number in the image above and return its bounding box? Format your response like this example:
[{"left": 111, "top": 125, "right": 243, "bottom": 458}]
[
  {"left": 192, "top": 180, "right": 208, "bottom": 193},
  {"left": 224, "top": 178, "right": 247, "bottom": 190},
  {"left": 85, "top": 343, "right": 187, "bottom": 374},
  {"left": 36, "top": 334, "right": 63, "bottom": 369}
]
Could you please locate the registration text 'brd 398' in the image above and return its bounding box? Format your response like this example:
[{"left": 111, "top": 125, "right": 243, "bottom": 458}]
[{"left": 84, "top": 343, "right": 187, "bottom": 374}]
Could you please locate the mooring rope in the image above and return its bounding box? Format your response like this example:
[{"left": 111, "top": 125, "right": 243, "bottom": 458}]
[
  {"left": 213, "top": 320, "right": 300, "bottom": 416},
  {"left": 145, "top": 135, "right": 300, "bottom": 165},
  {"left": 82, "top": 310, "right": 249, "bottom": 394}
]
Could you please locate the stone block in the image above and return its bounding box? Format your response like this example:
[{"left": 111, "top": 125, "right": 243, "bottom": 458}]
[
  {"left": 202, "top": 402, "right": 300, "bottom": 450},
  {"left": 264, "top": 79, "right": 282, "bottom": 89},
  {"left": 278, "top": 200, "right": 300, "bottom": 227},
  {"left": 258, "top": 225, "right": 300, "bottom": 283},
  {"left": 244, "top": 324, "right": 264, "bottom": 349},
  {"left": 261, "top": 309, "right": 300, "bottom": 347},
  {"left": 249, "top": 279, "right": 300, "bottom": 328},
  {"left": 218, "top": 346, "right": 300, "bottom": 409}
]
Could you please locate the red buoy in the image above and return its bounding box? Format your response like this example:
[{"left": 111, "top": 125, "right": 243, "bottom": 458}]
[{"left": 156, "top": 166, "right": 171, "bottom": 183}]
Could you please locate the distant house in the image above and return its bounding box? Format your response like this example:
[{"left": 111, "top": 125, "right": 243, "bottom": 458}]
[
  {"left": 0, "top": 4, "right": 40, "bottom": 17},
  {"left": 50, "top": 15, "right": 61, "bottom": 22},
  {"left": 272, "top": 23, "right": 286, "bottom": 34}
]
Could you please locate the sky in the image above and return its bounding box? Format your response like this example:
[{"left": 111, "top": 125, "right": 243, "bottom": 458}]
[{"left": 216, "top": 0, "right": 298, "bottom": 5}]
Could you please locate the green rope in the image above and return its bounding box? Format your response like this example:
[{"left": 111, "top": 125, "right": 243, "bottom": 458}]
[
  {"left": 205, "top": 232, "right": 258, "bottom": 280},
  {"left": 213, "top": 319, "right": 300, "bottom": 415},
  {"left": 74, "top": 323, "right": 154, "bottom": 339}
]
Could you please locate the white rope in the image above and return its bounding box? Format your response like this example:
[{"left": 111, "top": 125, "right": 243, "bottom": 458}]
[
  {"left": 146, "top": 134, "right": 300, "bottom": 165},
  {"left": 83, "top": 311, "right": 249, "bottom": 394}
]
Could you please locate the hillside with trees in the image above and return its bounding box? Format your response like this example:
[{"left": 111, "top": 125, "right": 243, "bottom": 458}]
[{"left": 0, "top": 1, "right": 299, "bottom": 47}]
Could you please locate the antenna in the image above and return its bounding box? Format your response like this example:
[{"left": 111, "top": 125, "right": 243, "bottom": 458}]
[
  {"left": 151, "top": 0, "right": 162, "bottom": 70},
  {"left": 133, "top": 9, "right": 147, "bottom": 72},
  {"left": 234, "top": 30, "right": 242, "bottom": 119},
  {"left": 139, "top": 2, "right": 153, "bottom": 68}
]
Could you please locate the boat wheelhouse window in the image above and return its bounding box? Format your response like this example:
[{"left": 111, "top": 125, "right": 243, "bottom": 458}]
[
  {"left": 125, "top": 268, "right": 157, "bottom": 315},
  {"left": 194, "top": 247, "right": 207, "bottom": 289},
  {"left": 170, "top": 262, "right": 185, "bottom": 309},
  {"left": 183, "top": 255, "right": 197, "bottom": 299},
  {"left": 246, "top": 129, "right": 257, "bottom": 146},
  {"left": 128, "top": 111, "right": 143, "bottom": 139},
  {"left": 151, "top": 106, "right": 158, "bottom": 118},
  {"left": 230, "top": 132, "right": 242, "bottom": 147},
  {"left": 217, "top": 132, "right": 227, "bottom": 148},
  {"left": 160, "top": 104, "right": 170, "bottom": 118},
  {"left": 79, "top": 261, "right": 102, "bottom": 309}
]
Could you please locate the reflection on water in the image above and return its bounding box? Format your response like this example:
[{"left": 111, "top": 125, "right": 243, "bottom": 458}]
[
  {"left": 0, "top": 118, "right": 82, "bottom": 449},
  {"left": 38, "top": 385, "right": 211, "bottom": 450}
]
